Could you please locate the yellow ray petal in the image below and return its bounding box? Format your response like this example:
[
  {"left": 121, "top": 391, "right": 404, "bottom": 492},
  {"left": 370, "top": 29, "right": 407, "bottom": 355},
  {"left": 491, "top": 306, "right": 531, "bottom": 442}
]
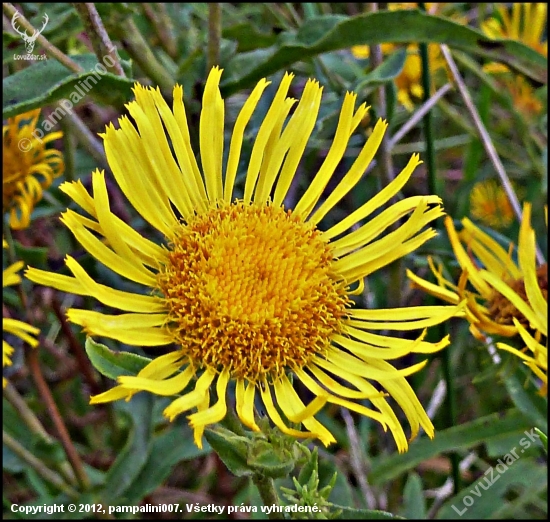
[
  {"left": 200, "top": 67, "right": 225, "bottom": 202},
  {"left": 163, "top": 368, "right": 217, "bottom": 421},
  {"left": 67, "top": 309, "right": 172, "bottom": 346},
  {"left": 294, "top": 92, "right": 363, "bottom": 219},
  {"left": 236, "top": 379, "right": 260, "bottom": 431},
  {"left": 243, "top": 72, "right": 295, "bottom": 203},
  {"left": 188, "top": 367, "right": 231, "bottom": 427},
  {"left": 274, "top": 374, "right": 335, "bottom": 446},
  {"left": 309, "top": 118, "right": 388, "bottom": 225},
  {"left": 118, "top": 365, "right": 194, "bottom": 396},
  {"left": 224, "top": 79, "right": 271, "bottom": 202},
  {"left": 64, "top": 256, "right": 165, "bottom": 313}
]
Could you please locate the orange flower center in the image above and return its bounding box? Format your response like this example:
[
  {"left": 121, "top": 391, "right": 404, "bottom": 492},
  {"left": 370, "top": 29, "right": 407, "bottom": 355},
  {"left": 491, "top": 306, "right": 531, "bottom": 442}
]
[
  {"left": 157, "top": 202, "right": 349, "bottom": 382},
  {"left": 488, "top": 263, "right": 548, "bottom": 327}
]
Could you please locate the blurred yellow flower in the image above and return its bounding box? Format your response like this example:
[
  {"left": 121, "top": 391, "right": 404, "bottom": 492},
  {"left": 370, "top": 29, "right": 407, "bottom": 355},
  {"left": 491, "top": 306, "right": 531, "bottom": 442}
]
[
  {"left": 3, "top": 240, "right": 39, "bottom": 387},
  {"left": 3, "top": 109, "right": 64, "bottom": 230},
  {"left": 481, "top": 3, "right": 547, "bottom": 63},
  {"left": 470, "top": 180, "right": 515, "bottom": 229},
  {"left": 408, "top": 204, "right": 547, "bottom": 394},
  {"left": 27, "top": 67, "right": 459, "bottom": 452},
  {"left": 352, "top": 44, "right": 444, "bottom": 112},
  {"left": 481, "top": 4, "right": 547, "bottom": 118},
  {"left": 351, "top": 3, "right": 450, "bottom": 111}
]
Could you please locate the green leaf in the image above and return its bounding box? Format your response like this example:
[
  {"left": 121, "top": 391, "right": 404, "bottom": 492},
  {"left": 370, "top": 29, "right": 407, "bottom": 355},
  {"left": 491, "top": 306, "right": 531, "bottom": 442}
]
[
  {"left": 220, "top": 11, "right": 546, "bottom": 95},
  {"left": 204, "top": 427, "right": 252, "bottom": 477},
  {"left": 85, "top": 337, "right": 151, "bottom": 380},
  {"left": 534, "top": 428, "right": 547, "bottom": 453},
  {"left": 402, "top": 472, "right": 427, "bottom": 519},
  {"left": 13, "top": 243, "right": 49, "bottom": 269},
  {"left": 353, "top": 48, "right": 407, "bottom": 93},
  {"left": 369, "top": 409, "right": 532, "bottom": 485},
  {"left": 222, "top": 22, "right": 278, "bottom": 52},
  {"left": 122, "top": 423, "right": 211, "bottom": 503},
  {"left": 101, "top": 393, "right": 154, "bottom": 504},
  {"left": 437, "top": 457, "right": 547, "bottom": 519},
  {"left": 3, "top": 54, "right": 135, "bottom": 118},
  {"left": 333, "top": 506, "right": 405, "bottom": 519},
  {"left": 502, "top": 367, "right": 548, "bottom": 433}
]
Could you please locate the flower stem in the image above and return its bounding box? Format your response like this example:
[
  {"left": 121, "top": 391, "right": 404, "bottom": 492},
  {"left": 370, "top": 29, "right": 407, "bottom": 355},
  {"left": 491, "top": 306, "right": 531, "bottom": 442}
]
[
  {"left": 418, "top": 34, "right": 437, "bottom": 195},
  {"left": 207, "top": 3, "right": 221, "bottom": 72},
  {"left": 27, "top": 348, "right": 91, "bottom": 491},
  {"left": 3, "top": 431, "right": 80, "bottom": 499},
  {"left": 4, "top": 383, "right": 78, "bottom": 486},
  {"left": 72, "top": 2, "right": 126, "bottom": 77},
  {"left": 418, "top": 9, "right": 460, "bottom": 494},
  {"left": 252, "top": 474, "right": 280, "bottom": 519},
  {"left": 117, "top": 17, "right": 174, "bottom": 94},
  {"left": 141, "top": 3, "right": 177, "bottom": 59}
]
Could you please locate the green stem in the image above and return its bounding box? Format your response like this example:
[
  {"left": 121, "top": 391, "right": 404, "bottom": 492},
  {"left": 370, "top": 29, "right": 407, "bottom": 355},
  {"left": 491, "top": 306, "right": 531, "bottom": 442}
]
[
  {"left": 60, "top": 118, "right": 76, "bottom": 183},
  {"left": 142, "top": 3, "right": 177, "bottom": 59},
  {"left": 419, "top": 3, "right": 459, "bottom": 494},
  {"left": 116, "top": 17, "right": 174, "bottom": 93},
  {"left": 3, "top": 431, "right": 80, "bottom": 499},
  {"left": 253, "top": 474, "right": 281, "bottom": 519},
  {"left": 418, "top": 16, "right": 437, "bottom": 195},
  {"left": 207, "top": 3, "right": 221, "bottom": 73},
  {"left": 60, "top": 106, "right": 108, "bottom": 169}
]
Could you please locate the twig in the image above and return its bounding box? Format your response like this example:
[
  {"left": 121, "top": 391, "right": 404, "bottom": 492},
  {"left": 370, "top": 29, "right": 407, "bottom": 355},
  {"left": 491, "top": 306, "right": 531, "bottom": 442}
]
[
  {"left": 4, "top": 383, "right": 77, "bottom": 485},
  {"left": 117, "top": 17, "right": 174, "bottom": 93},
  {"left": 58, "top": 105, "right": 108, "bottom": 169},
  {"left": 27, "top": 348, "right": 91, "bottom": 491},
  {"left": 341, "top": 409, "right": 377, "bottom": 509},
  {"left": 3, "top": 431, "right": 80, "bottom": 499},
  {"left": 72, "top": 3, "right": 125, "bottom": 76},
  {"left": 142, "top": 3, "right": 177, "bottom": 59},
  {"left": 367, "top": 3, "right": 394, "bottom": 185},
  {"left": 207, "top": 3, "right": 221, "bottom": 72},
  {"left": 389, "top": 83, "right": 453, "bottom": 149},
  {"left": 51, "top": 297, "right": 101, "bottom": 395}
]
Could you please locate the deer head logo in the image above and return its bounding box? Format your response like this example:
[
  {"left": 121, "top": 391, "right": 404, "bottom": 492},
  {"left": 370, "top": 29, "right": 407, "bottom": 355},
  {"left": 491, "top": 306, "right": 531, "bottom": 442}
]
[{"left": 11, "top": 12, "right": 49, "bottom": 55}]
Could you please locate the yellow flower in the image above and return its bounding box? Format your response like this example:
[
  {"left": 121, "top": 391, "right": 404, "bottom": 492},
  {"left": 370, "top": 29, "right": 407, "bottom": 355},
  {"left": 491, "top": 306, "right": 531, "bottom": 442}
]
[
  {"left": 3, "top": 109, "right": 64, "bottom": 230},
  {"left": 3, "top": 240, "right": 39, "bottom": 387},
  {"left": 352, "top": 43, "right": 444, "bottom": 112},
  {"left": 351, "top": 3, "right": 449, "bottom": 111},
  {"left": 470, "top": 180, "right": 515, "bottom": 229},
  {"left": 27, "top": 67, "right": 459, "bottom": 452},
  {"left": 408, "top": 204, "right": 547, "bottom": 392},
  {"left": 481, "top": 3, "right": 547, "bottom": 61},
  {"left": 481, "top": 4, "right": 547, "bottom": 118}
]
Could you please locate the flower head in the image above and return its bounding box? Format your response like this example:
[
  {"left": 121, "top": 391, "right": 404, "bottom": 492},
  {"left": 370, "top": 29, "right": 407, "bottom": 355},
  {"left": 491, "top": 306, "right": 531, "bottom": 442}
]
[
  {"left": 3, "top": 110, "right": 64, "bottom": 230},
  {"left": 481, "top": 4, "right": 547, "bottom": 118},
  {"left": 481, "top": 3, "right": 547, "bottom": 60},
  {"left": 408, "top": 204, "right": 547, "bottom": 393},
  {"left": 27, "top": 67, "right": 458, "bottom": 452},
  {"left": 3, "top": 240, "right": 39, "bottom": 387},
  {"left": 470, "top": 180, "right": 515, "bottom": 229}
]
